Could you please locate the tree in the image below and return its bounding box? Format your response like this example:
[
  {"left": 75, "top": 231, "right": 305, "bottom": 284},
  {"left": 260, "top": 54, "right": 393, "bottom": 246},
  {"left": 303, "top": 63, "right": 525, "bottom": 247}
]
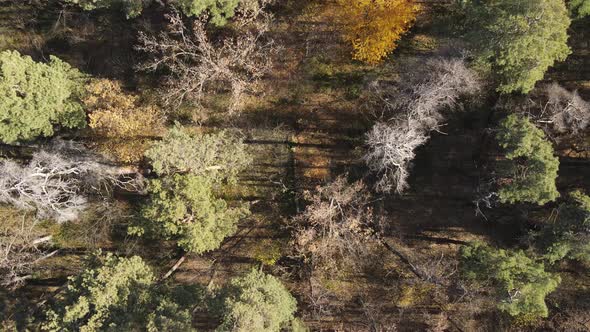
[
  {"left": 543, "top": 83, "right": 590, "bottom": 135},
  {"left": 541, "top": 190, "right": 590, "bottom": 264},
  {"left": 0, "top": 140, "right": 144, "bottom": 222},
  {"left": 335, "top": 0, "right": 420, "bottom": 65},
  {"left": 335, "top": 0, "right": 420, "bottom": 64},
  {"left": 132, "top": 174, "right": 248, "bottom": 253},
  {"left": 364, "top": 57, "right": 479, "bottom": 193},
  {"left": 136, "top": 7, "right": 277, "bottom": 113},
  {"left": 64, "top": 0, "right": 244, "bottom": 24},
  {"left": 460, "top": 242, "right": 561, "bottom": 318},
  {"left": 0, "top": 50, "right": 86, "bottom": 143},
  {"left": 0, "top": 207, "right": 49, "bottom": 288},
  {"left": 83, "top": 79, "right": 165, "bottom": 163},
  {"left": 144, "top": 125, "right": 251, "bottom": 183},
  {"left": 63, "top": 0, "right": 144, "bottom": 18},
  {"left": 466, "top": 0, "right": 571, "bottom": 93},
  {"left": 177, "top": 0, "right": 241, "bottom": 25},
  {"left": 570, "top": 0, "right": 590, "bottom": 18},
  {"left": 496, "top": 114, "right": 559, "bottom": 205},
  {"left": 218, "top": 269, "right": 297, "bottom": 332},
  {"left": 42, "top": 253, "right": 196, "bottom": 332},
  {"left": 293, "top": 176, "right": 375, "bottom": 272}
]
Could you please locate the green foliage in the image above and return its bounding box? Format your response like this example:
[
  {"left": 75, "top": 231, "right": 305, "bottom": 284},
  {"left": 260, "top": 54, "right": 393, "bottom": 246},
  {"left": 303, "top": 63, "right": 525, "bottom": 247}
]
[
  {"left": 65, "top": 0, "right": 242, "bottom": 22},
  {"left": 176, "top": 0, "right": 241, "bottom": 26},
  {"left": 43, "top": 253, "right": 196, "bottom": 332},
  {"left": 542, "top": 190, "right": 590, "bottom": 264},
  {"left": 0, "top": 50, "right": 86, "bottom": 143},
  {"left": 145, "top": 125, "right": 252, "bottom": 184},
  {"left": 133, "top": 174, "right": 248, "bottom": 253},
  {"left": 218, "top": 269, "right": 297, "bottom": 332},
  {"left": 461, "top": 242, "right": 561, "bottom": 318},
  {"left": 64, "top": 0, "right": 144, "bottom": 18},
  {"left": 570, "top": 0, "right": 590, "bottom": 17},
  {"left": 466, "top": 0, "right": 571, "bottom": 93},
  {"left": 496, "top": 114, "right": 559, "bottom": 205}
]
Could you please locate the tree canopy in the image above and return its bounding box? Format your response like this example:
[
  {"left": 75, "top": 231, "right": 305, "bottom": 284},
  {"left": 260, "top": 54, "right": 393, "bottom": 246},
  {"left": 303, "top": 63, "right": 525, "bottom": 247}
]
[
  {"left": 42, "top": 254, "right": 196, "bottom": 332},
  {"left": 570, "top": 0, "right": 590, "bottom": 17},
  {"left": 218, "top": 269, "right": 298, "bottom": 332},
  {"left": 461, "top": 242, "right": 561, "bottom": 318},
  {"left": 335, "top": 0, "right": 420, "bottom": 64},
  {"left": 132, "top": 174, "right": 248, "bottom": 253},
  {"left": 466, "top": 0, "right": 571, "bottom": 93},
  {"left": 144, "top": 125, "right": 251, "bottom": 184},
  {"left": 0, "top": 50, "right": 86, "bottom": 143},
  {"left": 65, "top": 0, "right": 242, "bottom": 24},
  {"left": 542, "top": 190, "right": 590, "bottom": 264},
  {"left": 496, "top": 114, "right": 559, "bottom": 205}
]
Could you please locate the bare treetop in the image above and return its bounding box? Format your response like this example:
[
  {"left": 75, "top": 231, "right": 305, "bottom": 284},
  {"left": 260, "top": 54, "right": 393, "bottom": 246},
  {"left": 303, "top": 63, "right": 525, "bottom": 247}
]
[{"left": 136, "top": 5, "right": 278, "bottom": 113}]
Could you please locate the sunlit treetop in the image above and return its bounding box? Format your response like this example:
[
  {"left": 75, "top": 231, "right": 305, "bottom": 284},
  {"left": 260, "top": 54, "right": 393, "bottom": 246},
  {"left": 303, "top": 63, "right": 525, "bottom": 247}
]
[
  {"left": 335, "top": 0, "right": 420, "bottom": 64},
  {"left": 0, "top": 50, "right": 86, "bottom": 143},
  {"left": 466, "top": 0, "right": 571, "bottom": 93}
]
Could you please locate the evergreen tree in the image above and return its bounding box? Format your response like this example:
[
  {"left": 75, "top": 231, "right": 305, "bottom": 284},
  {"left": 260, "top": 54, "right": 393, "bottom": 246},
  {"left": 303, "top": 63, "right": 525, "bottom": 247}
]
[
  {"left": 496, "top": 114, "right": 559, "bottom": 205},
  {"left": 543, "top": 190, "right": 590, "bottom": 264},
  {"left": 466, "top": 0, "right": 571, "bottom": 93},
  {"left": 0, "top": 50, "right": 86, "bottom": 143},
  {"left": 132, "top": 174, "right": 248, "bottom": 254},
  {"left": 570, "top": 0, "right": 590, "bottom": 18},
  {"left": 461, "top": 242, "right": 561, "bottom": 318},
  {"left": 43, "top": 254, "right": 196, "bottom": 332},
  {"left": 218, "top": 269, "right": 298, "bottom": 332},
  {"left": 65, "top": 0, "right": 242, "bottom": 24},
  {"left": 177, "top": 0, "right": 241, "bottom": 26},
  {"left": 144, "top": 125, "right": 251, "bottom": 184}
]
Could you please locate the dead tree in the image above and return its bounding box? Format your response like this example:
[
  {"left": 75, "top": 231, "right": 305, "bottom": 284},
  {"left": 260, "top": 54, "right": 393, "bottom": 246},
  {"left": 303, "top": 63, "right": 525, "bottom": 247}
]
[
  {"left": 136, "top": 4, "right": 278, "bottom": 113},
  {"left": 0, "top": 212, "right": 47, "bottom": 288},
  {"left": 364, "top": 57, "right": 480, "bottom": 193},
  {"left": 543, "top": 83, "right": 590, "bottom": 135},
  {"left": 0, "top": 140, "right": 144, "bottom": 222},
  {"left": 293, "top": 176, "right": 375, "bottom": 272}
]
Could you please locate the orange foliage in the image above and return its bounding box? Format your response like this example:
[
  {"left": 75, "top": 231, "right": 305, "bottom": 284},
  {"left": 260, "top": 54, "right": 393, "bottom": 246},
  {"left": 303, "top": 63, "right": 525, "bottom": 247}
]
[
  {"left": 336, "top": 0, "right": 420, "bottom": 64},
  {"left": 83, "top": 79, "right": 165, "bottom": 162}
]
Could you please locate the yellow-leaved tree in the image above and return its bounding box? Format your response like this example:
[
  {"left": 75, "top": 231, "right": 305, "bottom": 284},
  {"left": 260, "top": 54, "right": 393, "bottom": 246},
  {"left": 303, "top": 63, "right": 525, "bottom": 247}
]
[
  {"left": 336, "top": 0, "right": 420, "bottom": 64},
  {"left": 84, "top": 79, "right": 165, "bottom": 163}
]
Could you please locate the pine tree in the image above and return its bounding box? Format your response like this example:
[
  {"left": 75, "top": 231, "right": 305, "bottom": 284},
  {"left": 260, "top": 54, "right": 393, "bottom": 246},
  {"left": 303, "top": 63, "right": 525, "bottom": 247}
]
[
  {"left": 42, "top": 254, "right": 196, "bottom": 331},
  {"left": 461, "top": 242, "right": 561, "bottom": 318},
  {"left": 0, "top": 50, "right": 86, "bottom": 143},
  {"left": 132, "top": 174, "right": 248, "bottom": 254},
  {"left": 496, "top": 114, "right": 559, "bottom": 205},
  {"left": 466, "top": 0, "right": 571, "bottom": 93},
  {"left": 218, "top": 269, "right": 298, "bottom": 332}
]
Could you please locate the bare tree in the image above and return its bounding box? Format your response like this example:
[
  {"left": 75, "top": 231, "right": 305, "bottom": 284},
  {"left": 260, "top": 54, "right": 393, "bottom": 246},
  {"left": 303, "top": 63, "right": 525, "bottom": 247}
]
[
  {"left": 136, "top": 3, "right": 278, "bottom": 113},
  {"left": 544, "top": 83, "right": 590, "bottom": 135},
  {"left": 364, "top": 57, "right": 480, "bottom": 193},
  {"left": 0, "top": 140, "right": 144, "bottom": 222},
  {"left": 293, "top": 176, "right": 375, "bottom": 272}
]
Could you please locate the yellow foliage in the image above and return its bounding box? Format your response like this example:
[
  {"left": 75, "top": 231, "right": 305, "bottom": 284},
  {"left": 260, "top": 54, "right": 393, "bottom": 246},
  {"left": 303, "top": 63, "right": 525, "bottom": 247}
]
[
  {"left": 83, "top": 79, "right": 165, "bottom": 162},
  {"left": 336, "top": 0, "right": 420, "bottom": 64}
]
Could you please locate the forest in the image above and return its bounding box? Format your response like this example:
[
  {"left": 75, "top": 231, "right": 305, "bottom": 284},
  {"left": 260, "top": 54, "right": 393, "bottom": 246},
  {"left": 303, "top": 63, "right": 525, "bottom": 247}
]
[{"left": 0, "top": 0, "right": 589, "bottom": 331}]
